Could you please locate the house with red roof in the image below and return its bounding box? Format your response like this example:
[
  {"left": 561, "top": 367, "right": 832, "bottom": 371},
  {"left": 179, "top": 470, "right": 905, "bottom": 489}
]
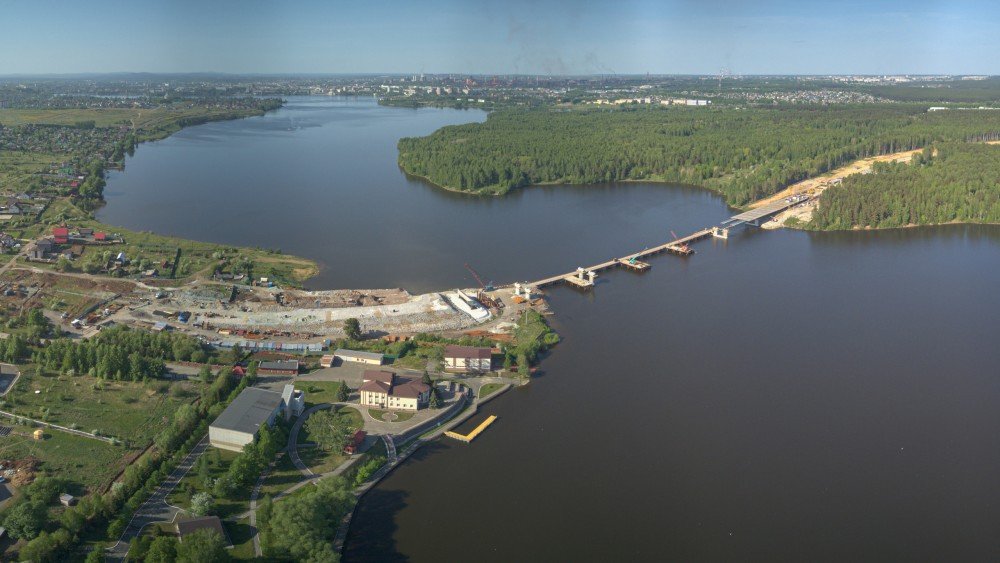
[{"left": 52, "top": 226, "right": 69, "bottom": 245}]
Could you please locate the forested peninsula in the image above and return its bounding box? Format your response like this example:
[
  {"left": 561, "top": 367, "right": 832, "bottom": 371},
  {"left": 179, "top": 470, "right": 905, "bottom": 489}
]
[
  {"left": 811, "top": 143, "right": 1000, "bottom": 229},
  {"left": 397, "top": 106, "right": 1000, "bottom": 207}
]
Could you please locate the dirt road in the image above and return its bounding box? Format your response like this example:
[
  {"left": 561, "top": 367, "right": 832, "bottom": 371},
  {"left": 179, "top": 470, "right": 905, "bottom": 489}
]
[{"left": 751, "top": 148, "right": 924, "bottom": 210}]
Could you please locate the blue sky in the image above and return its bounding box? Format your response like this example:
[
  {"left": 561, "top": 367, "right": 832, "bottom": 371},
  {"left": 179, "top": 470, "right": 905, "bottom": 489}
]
[{"left": 1, "top": 0, "right": 998, "bottom": 75}]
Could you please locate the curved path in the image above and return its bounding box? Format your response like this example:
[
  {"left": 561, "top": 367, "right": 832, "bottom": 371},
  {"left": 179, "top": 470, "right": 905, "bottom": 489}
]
[{"left": 289, "top": 403, "right": 331, "bottom": 475}]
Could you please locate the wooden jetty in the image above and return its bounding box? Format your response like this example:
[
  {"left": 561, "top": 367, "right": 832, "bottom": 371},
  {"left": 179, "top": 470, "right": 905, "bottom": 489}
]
[{"left": 444, "top": 415, "right": 498, "bottom": 443}]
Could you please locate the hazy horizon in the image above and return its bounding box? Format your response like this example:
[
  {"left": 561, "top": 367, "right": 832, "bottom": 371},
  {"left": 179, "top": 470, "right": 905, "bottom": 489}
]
[{"left": 3, "top": 0, "right": 1000, "bottom": 76}]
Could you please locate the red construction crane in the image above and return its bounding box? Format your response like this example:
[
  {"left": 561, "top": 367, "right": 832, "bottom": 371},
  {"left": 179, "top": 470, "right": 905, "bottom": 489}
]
[
  {"left": 670, "top": 230, "right": 691, "bottom": 253},
  {"left": 464, "top": 263, "right": 494, "bottom": 291}
]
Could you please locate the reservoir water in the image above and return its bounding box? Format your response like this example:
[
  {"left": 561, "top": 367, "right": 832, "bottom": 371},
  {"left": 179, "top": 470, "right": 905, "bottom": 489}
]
[{"left": 101, "top": 97, "right": 1000, "bottom": 561}]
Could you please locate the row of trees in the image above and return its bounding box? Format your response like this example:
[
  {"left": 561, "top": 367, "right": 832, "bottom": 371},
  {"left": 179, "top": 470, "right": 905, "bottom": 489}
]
[
  {"left": 212, "top": 420, "right": 282, "bottom": 497},
  {"left": 31, "top": 325, "right": 215, "bottom": 380},
  {"left": 812, "top": 143, "right": 1000, "bottom": 229},
  {"left": 398, "top": 105, "right": 1000, "bottom": 206}
]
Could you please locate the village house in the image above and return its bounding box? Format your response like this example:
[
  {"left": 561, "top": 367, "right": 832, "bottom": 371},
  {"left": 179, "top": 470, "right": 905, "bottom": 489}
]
[
  {"left": 52, "top": 226, "right": 69, "bottom": 245},
  {"left": 30, "top": 239, "right": 54, "bottom": 260},
  {"left": 359, "top": 370, "right": 430, "bottom": 411},
  {"left": 443, "top": 345, "right": 493, "bottom": 372}
]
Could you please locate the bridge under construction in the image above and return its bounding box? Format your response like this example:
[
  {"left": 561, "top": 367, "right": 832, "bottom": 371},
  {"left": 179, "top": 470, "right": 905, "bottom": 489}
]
[{"left": 519, "top": 195, "right": 810, "bottom": 293}]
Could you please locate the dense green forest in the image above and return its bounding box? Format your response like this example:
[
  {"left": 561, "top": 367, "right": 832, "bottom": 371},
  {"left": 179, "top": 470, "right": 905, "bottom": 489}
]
[
  {"left": 811, "top": 143, "right": 1000, "bottom": 229},
  {"left": 398, "top": 105, "right": 1000, "bottom": 206}
]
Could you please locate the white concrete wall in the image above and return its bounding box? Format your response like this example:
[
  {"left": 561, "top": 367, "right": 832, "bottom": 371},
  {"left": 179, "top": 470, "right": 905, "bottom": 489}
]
[{"left": 209, "top": 426, "right": 255, "bottom": 452}]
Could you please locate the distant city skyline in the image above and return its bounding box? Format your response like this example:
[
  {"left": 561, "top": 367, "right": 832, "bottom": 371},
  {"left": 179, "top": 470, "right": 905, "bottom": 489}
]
[{"left": 2, "top": 0, "right": 999, "bottom": 76}]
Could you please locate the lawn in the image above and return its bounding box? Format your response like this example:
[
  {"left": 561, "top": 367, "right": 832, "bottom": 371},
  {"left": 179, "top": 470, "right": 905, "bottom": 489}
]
[
  {"left": 391, "top": 353, "right": 434, "bottom": 370},
  {"left": 0, "top": 370, "right": 198, "bottom": 447},
  {"left": 0, "top": 423, "right": 131, "bottom": 493},
  {"left": 298, "top": 447, "right": 348, "bottom": 475},
  {"left": 299, "top": 381, "right": 347, "bottom": 407},
  {"left": 257, "top": 453, "right": 304, "bottom": 498},
  {"left": 478, "top": 383, "right": 505, "bottom": 400},
  {"left": 367, "top": 408, "right": 414, "bottom": 423}
]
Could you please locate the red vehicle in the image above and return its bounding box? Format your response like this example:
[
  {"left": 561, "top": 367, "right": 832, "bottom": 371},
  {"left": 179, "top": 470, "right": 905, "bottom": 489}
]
[{"left": 344, "top": 430, "right": 366, "bottom": 454}]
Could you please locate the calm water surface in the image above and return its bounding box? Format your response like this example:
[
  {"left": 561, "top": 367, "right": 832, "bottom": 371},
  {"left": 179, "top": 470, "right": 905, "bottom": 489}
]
[{"left": 101, "top": 98, "right": 1000, "bottom": 561}]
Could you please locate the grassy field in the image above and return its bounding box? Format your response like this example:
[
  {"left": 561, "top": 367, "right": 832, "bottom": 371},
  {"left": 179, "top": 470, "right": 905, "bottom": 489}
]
[
  {"left": 299, "top": 381, "right": 348, "bottom": 407},
  {"left": 0, "top": 423, "right": 131, "bottom": 492},
  {"left": 0, "top": 370, "right": 198, "bottom": 447},
  {"left": 479, "top": 383, "right": 504, "bottom": 399},
  {"left": 367, "top": 408, "right": 414, "bottom": 422},
  {"left": 391, "top": 350, "right": 436, "bottom": 370},
  {"left": 0, "top": 150, "right": 64, "bottom": 195},
  {"left": 257, "top": 453, "right": 303, "bottom": 498},
  {"left": 298, "top": 446, "right": 348, "bottom": 474}
]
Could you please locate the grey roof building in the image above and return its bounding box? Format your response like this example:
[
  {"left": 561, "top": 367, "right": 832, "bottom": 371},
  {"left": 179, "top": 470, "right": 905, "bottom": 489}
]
[{"left": 209, "top": 387, "right": 284, "bottom": 451}]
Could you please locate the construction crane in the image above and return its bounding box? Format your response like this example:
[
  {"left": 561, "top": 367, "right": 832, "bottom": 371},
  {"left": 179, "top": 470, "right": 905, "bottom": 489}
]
[
  {"left": 464, "top": 263, "right": 495, "bottom": 291},
  {"left": 670, "top": 230, "right": 692, "bottom": 253}
]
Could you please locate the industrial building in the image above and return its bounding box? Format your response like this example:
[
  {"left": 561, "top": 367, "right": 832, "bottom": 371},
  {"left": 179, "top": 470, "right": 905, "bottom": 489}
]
[{"left": 209, "top": 384, "right": 303, "bottom": 451}]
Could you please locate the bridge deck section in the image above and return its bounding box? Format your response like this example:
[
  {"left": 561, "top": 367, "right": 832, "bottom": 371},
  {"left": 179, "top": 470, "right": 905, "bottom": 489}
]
[{"left": 528, "top": 228, "right": 711, "bottom": 289}]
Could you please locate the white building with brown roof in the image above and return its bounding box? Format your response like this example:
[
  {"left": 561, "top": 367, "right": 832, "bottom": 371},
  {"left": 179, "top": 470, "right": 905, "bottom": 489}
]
[
  {"left": 443, "top": 345, "right": 492, "bottom": 372},
  {"left": 359, "top": 370, "right": 430, "bottom": 411}
]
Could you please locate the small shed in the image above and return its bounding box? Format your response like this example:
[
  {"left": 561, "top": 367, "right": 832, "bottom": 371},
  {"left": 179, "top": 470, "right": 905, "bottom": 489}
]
[{"left": 59, "top": 493, "right": 76, "bottom": 507}]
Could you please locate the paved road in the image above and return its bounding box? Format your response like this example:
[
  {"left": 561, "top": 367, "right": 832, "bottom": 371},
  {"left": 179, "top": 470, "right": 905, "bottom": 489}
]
[{"left": 105, "top": 436, "right": 209, "bottom": 562}]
